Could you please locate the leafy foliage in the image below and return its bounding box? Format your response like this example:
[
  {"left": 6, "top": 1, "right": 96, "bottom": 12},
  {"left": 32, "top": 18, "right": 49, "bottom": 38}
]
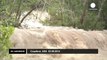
[
  {"left": 0, "top": 26, "right": 14, "bottom": 60},
  {"left": 0, "top": 0, "right": 106, "bottom": 59},
  {"left": 0, "top": 0, "right": 106, "bottom": 30},
  {"left": 42, "top": 0, "right": 107, "bottom": 30}
]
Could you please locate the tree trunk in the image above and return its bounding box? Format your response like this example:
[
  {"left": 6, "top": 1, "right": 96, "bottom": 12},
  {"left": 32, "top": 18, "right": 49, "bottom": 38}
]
[{"left": 80, "top": 0, "right": 88, "bottom": 24}]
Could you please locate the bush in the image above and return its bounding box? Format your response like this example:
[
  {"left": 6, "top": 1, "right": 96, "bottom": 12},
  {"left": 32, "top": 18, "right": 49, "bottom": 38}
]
[
  {"left": 42, "top": 0, "right": 106, "bottom": 30},
  {"left": 0, "top": 26, "right": 14, "bottom": 60}
]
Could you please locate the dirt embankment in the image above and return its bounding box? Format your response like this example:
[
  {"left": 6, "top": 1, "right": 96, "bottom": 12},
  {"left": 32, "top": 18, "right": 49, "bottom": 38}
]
[{"left": 10, "top": 27, "right": 107, "bottom": 60}]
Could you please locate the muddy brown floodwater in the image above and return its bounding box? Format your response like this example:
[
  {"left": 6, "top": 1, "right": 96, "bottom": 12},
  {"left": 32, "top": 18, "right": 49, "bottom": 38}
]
[{"left": 10, "top": 27, "right": 107, "bottom": 60}]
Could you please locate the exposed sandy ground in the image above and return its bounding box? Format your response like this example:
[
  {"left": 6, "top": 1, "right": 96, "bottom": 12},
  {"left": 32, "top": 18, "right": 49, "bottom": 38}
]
[{"left": 9, "top": 27, "right": 107, "bottom": 60}]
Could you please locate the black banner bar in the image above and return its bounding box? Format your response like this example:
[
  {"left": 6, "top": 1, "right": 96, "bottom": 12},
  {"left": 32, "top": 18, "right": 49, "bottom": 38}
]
[
  {"left": 27, "top": 49, "right": 98, "bottom": 54},
  {"left": 9, "top": 49, "right": 26, "bottom": 54}
]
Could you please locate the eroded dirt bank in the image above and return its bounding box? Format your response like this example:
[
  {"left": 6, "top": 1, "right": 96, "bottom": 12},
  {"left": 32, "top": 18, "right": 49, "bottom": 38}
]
[{"left": 10, "top": 27, "right": 107, "bottom": 60}]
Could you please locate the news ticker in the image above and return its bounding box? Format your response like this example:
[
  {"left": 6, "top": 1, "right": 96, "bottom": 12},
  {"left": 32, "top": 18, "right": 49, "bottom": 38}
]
[{"left": 9, "top": 49, "right": 98, "bottom": 54}]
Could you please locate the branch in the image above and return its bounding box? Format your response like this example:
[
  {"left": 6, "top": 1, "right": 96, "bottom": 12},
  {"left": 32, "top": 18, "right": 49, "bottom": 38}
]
[{"left": 18, "top": 1, "right": 42, "bottom": 27}]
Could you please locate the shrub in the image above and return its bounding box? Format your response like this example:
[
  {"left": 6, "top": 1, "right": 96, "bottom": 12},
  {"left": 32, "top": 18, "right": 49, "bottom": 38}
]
[{"left": 0, "top": 26, "right": 14, "bottom": 60}]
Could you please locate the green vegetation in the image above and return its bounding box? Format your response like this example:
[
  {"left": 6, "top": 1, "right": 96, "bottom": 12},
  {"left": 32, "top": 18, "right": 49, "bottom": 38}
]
[
  {"left": 0, "top": 0, "right": 15, "bottom": 59},
  {"left": 42, "top": 0, "right": 107, "bottom": 30},
  {"left": 1, "top": 0, "right": 106, "bottom": 30},
  {"left": 0, "top": 26, "right": 14, "bottom": 60},
  {"left": 0, "top": 0, "right": 107, "bottom": 59}
]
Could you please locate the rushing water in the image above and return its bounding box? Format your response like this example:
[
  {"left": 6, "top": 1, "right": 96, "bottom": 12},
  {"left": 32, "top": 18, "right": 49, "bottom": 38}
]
[
  {"left": 9, "top": 11, "right": 107, "bottom": 60},
  {"left": 19, "top": 10, "right": 50, "bottom": 29}
]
